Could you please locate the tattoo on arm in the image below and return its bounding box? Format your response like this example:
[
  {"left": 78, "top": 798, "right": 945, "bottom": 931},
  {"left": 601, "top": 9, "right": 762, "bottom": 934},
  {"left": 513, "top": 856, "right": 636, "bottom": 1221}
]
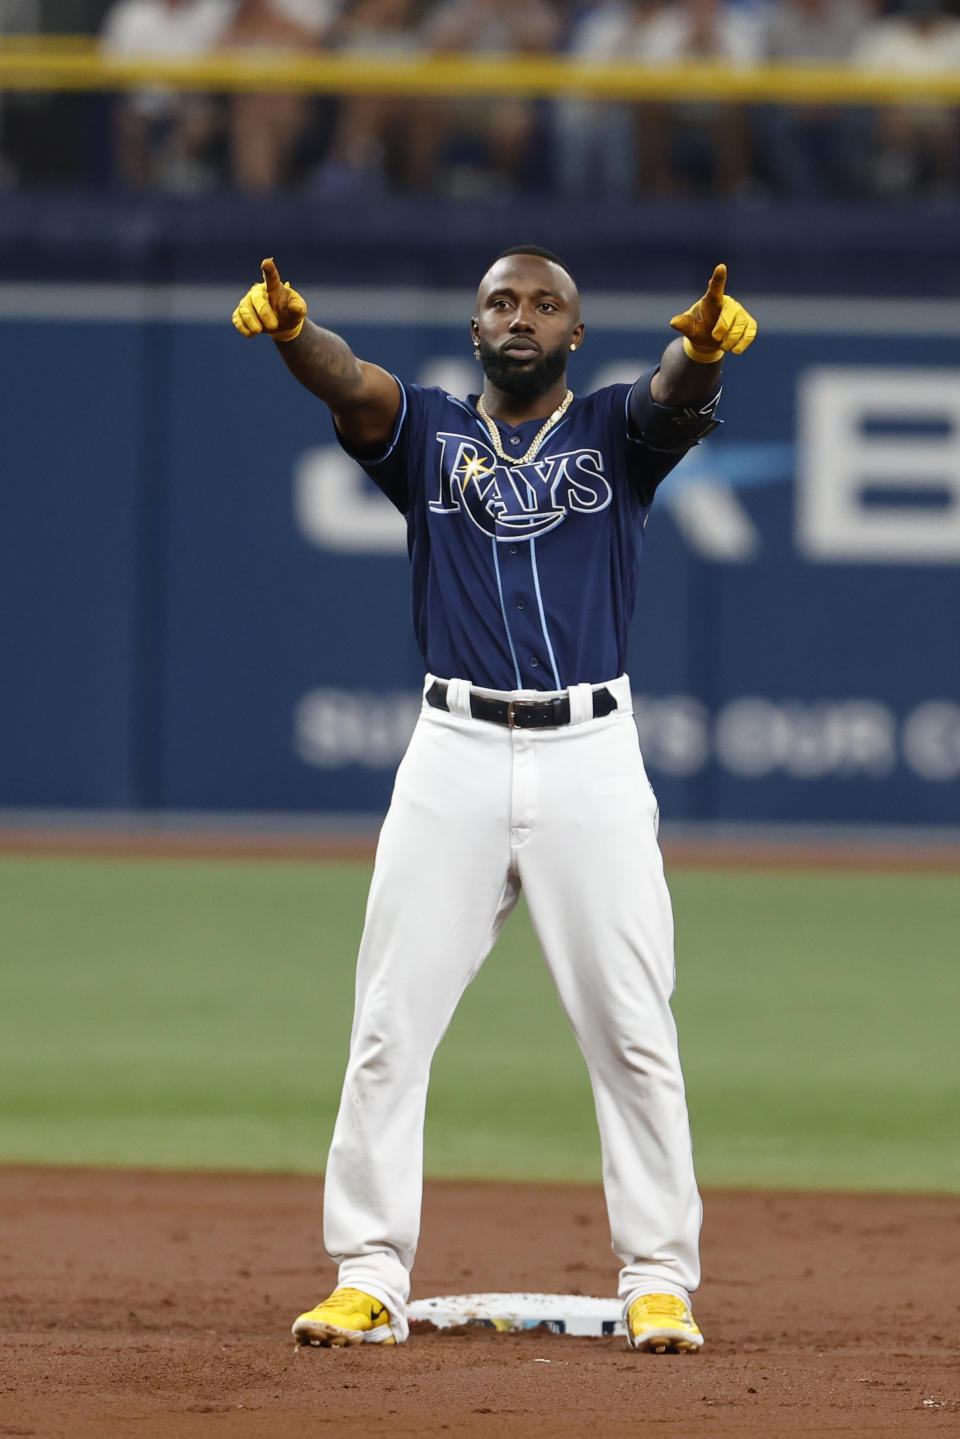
[{"left": 274, "top": 320, "right": 366, "bottom": 407}]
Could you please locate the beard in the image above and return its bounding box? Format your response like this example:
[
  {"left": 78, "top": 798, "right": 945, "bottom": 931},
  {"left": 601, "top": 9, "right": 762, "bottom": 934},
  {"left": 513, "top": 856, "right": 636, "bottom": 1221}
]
[{"left": 477, "top": 337, "right": 569, "bottom": 402}]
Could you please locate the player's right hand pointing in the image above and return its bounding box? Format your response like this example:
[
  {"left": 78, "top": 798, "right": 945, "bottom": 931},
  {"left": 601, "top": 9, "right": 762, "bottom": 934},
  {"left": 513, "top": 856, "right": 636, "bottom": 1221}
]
[{"left": 232, "top": 258, "right": 307, "bottom": 342}]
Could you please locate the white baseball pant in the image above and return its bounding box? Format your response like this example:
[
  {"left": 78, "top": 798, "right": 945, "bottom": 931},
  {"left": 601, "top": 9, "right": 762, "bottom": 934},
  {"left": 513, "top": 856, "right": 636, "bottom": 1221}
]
[{"left": 322, "top": 673, "right": 702, "bottom": 1344}]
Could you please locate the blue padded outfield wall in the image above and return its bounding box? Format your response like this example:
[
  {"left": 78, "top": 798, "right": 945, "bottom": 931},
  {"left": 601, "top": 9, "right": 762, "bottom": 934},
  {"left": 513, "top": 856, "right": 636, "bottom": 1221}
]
[{"left": 3, "top": 272, "right": 959, "bottom": 827}]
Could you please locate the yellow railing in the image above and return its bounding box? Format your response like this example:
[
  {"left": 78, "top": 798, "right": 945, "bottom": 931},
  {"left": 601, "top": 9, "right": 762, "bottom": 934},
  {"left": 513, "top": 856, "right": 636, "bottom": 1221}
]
[{"left": 1, "top": 40, "right": 958, "bottom": 104}]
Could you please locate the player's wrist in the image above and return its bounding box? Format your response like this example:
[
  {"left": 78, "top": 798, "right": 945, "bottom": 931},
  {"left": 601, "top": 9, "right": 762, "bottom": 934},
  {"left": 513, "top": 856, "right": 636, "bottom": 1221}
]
[
  {"left": 682, "top": 336, "right": 724, "bottom": 364},
  {"left": 273, "top": 318, "right": 305, "bottom": 342}
]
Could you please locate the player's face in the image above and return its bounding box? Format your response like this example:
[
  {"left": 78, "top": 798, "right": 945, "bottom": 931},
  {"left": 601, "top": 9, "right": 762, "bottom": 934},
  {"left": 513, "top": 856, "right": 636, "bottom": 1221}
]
[{"left": 472, "top": 256, "right": 584, "bottom": 401}]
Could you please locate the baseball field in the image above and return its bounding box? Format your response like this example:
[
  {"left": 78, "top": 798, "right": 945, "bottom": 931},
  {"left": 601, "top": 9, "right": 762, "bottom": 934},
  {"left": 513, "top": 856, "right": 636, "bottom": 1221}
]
[{"left": 2, "top": 847, "right": 958, "bottom": 1436}]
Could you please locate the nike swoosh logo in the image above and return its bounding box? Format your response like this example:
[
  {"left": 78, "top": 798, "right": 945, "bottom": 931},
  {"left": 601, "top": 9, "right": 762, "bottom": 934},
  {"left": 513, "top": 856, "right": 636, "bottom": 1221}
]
[{"left": 370, "top": 1304, "right": 386, "bottom": 1322}]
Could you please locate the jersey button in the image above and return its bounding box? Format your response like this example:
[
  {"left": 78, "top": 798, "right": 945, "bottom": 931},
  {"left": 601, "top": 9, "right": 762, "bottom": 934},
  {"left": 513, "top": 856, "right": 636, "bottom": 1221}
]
[
  {"left": 516, "top": 598, "right": 526, "bottom": 611},
  {"left": 509, "top": 435, "right": 521, "bottom": 446},
  {"left": 509, "top": 545, "right": 519, "bottom": 555},
  {"left": 530, "top": 657, "right": 539, "bottom": 668}
]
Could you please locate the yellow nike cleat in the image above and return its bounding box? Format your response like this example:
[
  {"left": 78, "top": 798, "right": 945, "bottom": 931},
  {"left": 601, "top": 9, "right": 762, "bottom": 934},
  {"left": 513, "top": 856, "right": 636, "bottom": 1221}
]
[
  {"left": 292, "top": 1287, "right": 396, "bottom": 1347},
  {"left": 627, "top": 1293, "right": 704, "bottom": 1354}
]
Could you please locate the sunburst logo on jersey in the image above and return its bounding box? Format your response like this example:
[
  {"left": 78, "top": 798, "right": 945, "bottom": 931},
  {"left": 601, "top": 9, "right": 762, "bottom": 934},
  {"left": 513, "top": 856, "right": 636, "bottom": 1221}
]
[{"left": 457, "top": 453, "right": 496, "bottom": 487}]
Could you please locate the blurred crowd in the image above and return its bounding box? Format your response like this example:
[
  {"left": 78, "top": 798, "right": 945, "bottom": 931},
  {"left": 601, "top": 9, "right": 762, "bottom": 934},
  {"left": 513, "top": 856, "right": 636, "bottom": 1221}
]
[{"left": 3, "top": 0, "right": 960, "bottom": 199}]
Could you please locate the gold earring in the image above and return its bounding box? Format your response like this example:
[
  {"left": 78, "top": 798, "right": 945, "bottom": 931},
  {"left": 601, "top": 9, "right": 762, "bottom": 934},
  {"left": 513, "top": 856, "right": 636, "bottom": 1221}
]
[{"left": 473, "top": 344, "right": 480, "bottom": 359}]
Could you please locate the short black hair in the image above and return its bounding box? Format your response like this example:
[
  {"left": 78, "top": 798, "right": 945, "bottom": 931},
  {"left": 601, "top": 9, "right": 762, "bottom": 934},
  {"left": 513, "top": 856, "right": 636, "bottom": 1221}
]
[{"left": 495, "top": 245, "right": 576, "bottom": 285}]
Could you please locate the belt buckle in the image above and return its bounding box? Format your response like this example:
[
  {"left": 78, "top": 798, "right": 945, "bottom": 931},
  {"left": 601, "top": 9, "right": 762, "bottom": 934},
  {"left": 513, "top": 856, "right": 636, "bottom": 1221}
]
[{"left": 506, "top": 700, "right": 517, "bottom": 728}]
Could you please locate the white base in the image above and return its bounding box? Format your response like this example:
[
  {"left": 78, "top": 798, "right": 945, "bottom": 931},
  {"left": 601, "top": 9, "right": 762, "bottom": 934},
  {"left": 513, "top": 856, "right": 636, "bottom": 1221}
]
[{"left": 407, "top": 1292, "right": 624, "bottom": 1337}]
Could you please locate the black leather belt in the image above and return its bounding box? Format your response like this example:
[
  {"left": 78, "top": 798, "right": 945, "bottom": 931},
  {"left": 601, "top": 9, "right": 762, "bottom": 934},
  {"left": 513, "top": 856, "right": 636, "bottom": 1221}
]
[{"left": 426, "top": 679, "right": 617, "bottom": 729}]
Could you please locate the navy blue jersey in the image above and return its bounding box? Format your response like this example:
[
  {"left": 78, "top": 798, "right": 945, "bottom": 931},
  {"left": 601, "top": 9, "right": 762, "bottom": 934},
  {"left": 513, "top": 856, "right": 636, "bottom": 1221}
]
[{"left": 340, "top": 370, "right": 714, "bottom": 691}]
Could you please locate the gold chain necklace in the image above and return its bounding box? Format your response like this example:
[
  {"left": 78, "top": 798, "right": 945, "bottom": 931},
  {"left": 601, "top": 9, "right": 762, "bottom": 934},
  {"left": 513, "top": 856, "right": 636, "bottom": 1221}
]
[{"left": 476, "top": 390, "right": 573, "bottom": 466}]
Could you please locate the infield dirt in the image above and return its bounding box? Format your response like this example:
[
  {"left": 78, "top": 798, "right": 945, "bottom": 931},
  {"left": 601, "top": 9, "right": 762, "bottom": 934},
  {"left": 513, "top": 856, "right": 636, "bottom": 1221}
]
[{"left": 2, "top": 1167, "right": 957, "bottom": 1438}]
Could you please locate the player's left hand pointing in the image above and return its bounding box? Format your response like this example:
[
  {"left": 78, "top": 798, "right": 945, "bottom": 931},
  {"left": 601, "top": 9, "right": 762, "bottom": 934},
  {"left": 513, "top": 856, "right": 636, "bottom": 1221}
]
[{"left": 669, "top": 263, "right": 757, "bottom": 364}]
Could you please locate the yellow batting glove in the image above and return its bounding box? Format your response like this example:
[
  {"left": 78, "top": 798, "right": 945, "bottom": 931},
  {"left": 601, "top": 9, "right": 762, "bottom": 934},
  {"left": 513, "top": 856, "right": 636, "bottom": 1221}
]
[
  {"left": 232, "top": 257, "right": 307, "bottom": 342},
  {"left": 669, "top": 263, "right": 757, "bottom": 364}
]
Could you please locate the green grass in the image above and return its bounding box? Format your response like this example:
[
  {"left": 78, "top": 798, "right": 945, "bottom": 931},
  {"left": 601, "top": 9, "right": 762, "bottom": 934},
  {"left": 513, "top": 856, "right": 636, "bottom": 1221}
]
[
  {"left": 672, "top": 872, "right": 960, "bottom": 1190},
  {"left": 0, "top": 856, "right": 957, "bottom": 1191}
]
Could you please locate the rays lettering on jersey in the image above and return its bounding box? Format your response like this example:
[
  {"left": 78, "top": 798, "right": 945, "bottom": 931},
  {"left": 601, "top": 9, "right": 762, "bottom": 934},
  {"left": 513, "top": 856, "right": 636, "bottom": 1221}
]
[{"left": 431, "top": 432, "right": 612, "bottom": 540}]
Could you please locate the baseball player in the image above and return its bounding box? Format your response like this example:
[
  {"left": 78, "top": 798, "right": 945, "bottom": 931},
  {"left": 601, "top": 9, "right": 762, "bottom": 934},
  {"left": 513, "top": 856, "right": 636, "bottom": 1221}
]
[{"left": 233, "top": 248, "right": 756, "bottom": 1353}]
